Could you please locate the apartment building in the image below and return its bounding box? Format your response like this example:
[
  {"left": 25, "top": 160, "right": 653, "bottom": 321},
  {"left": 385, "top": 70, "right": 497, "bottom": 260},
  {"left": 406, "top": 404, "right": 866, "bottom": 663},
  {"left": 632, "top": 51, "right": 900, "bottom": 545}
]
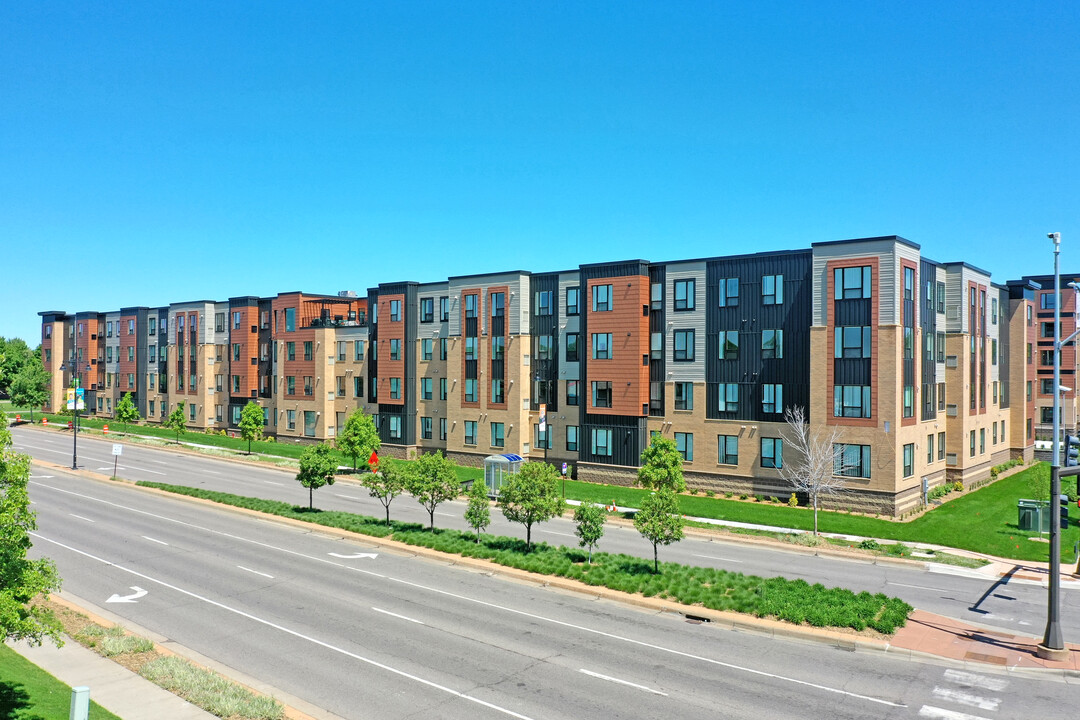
[{"left": 38, "top": 235, "right": 1039, "bottom": 515}]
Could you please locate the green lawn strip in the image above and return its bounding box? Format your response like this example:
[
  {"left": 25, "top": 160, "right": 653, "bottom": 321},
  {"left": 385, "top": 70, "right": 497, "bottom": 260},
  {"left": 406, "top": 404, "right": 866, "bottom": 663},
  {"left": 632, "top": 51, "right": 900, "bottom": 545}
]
[
  {"left": 0, "top": 643, "right": 121, "bottom": 720},
  {"left": 138, "top": 481, "right": 912, "bottom": 634}
]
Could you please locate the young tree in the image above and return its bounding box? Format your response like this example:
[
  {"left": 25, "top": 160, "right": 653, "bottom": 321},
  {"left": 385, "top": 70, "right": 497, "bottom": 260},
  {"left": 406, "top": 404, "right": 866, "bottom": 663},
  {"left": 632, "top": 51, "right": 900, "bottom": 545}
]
[
  {"left": 0, "top": 425, "right": 63, "bottom": 646},
  {"left": 164, "top": 402, "right": 187, "bottom": 444},
  {"left": 114, "top": 392, "right": 141, "bottom": 434},
  {"left": 0, "top": 338, "right": 33, "bottom": 397},
  {"left": 363, "top": 458, "right": 408, "bottom": 526},
  {"left": 633, "top": 489, "right": 685, "bottom": 573},
  {"left": 238, "top": 400, "right": 264, "bottom": 454},
  {"left": 336, "top": 409, "right": 380, "bottom": 471},
  {"left": 779, "top": 406, "right": 849, "bottom": 535},
  {"left": 296, "top": 442, "right": 336, "bottom": 510},
  {"left": 637, "top": 435, "right": 687, "bottom": 493},
  {"left": 406, "top": 451, "right": 460, "bottom": 531},
  {"left": 9, "top": 360, "right": 50, "bottom": 423},
  {"left": 464, "top": 478, "right": 491, "bottom": 543},
  {"left": 498, "top": 461, "right": 564, "bottom": 552},
  {"left": 573, "top": 501, "right": 606, "bottom": 564}
]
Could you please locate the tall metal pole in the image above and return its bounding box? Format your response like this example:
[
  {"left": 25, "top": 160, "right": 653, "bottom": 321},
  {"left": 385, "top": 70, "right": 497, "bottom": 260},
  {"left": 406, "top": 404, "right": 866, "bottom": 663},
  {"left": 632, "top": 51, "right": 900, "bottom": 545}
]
[
  {"left": 1039, "top": 232, "right": 1065, "bottom": 658},
  {"left": 71, "top": 369, "right": 79, "bottom": 470}
]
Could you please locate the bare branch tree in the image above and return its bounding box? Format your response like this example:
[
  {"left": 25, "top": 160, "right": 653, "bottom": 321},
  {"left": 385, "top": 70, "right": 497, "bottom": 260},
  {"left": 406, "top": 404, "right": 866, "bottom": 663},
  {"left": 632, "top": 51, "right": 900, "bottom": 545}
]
[{"left": 779, "top": 406, "right": 852, "bottom": 535}]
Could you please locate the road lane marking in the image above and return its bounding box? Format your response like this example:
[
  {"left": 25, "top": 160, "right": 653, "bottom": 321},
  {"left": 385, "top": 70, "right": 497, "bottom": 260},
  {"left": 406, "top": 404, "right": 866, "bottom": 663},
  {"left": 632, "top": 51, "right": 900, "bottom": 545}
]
[
  {"left": 692, "top": 553, "right": 743, "bottom": 563},
  {"left": 918, "top": 706, "right": 992, "bottom": 720},
  {"left": 538, "top": 529, "right": 575, "bottom": 538},
  {"left": 69, "top": 514, "right": 95, "bottom": 523},
  {"left": 335, "top": 494, "right": 360, "bottom": 500},
  {"left": 264, "top": 481, "right": 284, "bottom": 486},
  {"left": 372, "top": 607, "right": 424, "bottom": 624},
  {"left": 886, "top": 581, "right": 949, "bottom": 593},
  {"left": 931, "top": 687, "right": 1000, "bottom": 711},
  {"left": 202, "top": 469, "right": 221, "bottom": 475},
  {"left": 30, "top": 481, "right": 904, "bottom": 709},
  {"left": 151, "top": 460, "right": 169, "bottom": 465},
  {"left": 142, "top": 536, "right": 169, "bottom": 546},
  {"left": 942, "top": 670, "right": 1007, "bottom": 692},
  {"left": 329, "top": 552, "right": 378, "bottom": 559},
  {"left": 435, "top": 512, "right": 455, "bottom": 517},
  {"left": 29, "top": 534, "right": 534, "bottom": 720},
  {"left": 579, "top": 669, "right": 667, "bottom": 696},
  {"left": 237, "top": 566, "right": 274, "bottom": 579},
  {"left": 134, "top": 467, "right": 166, "bottom": 475}
]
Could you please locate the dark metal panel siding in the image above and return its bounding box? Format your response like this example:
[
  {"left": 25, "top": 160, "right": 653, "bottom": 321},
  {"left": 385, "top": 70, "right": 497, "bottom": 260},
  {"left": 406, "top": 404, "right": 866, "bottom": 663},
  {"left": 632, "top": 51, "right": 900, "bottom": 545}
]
[
  {"left": 921, "top": 259, "right": 938, "bottom": 421},
  {"left": 134, "top": 307, "right": 148, "bottom": 416},
  {"left": 648, "top": 264, "right": 666, "bottom": 415},
  {"left": 366, "top": 288, "right": 379, "bottom": 406},
  {"left": 834, "top": 300, "right": 872, "bottom": 327},
  {"left": 705, "top": 251, "right": 812, "bottom": 421},
  {"left": 530, "top": 273, "right": 559, "bottom": 412},
  {"left": 578, "top": 413, "right": 648, "bottom": 466},
  {"left": 998, "top": 287, "right": 1011, "bottom": 408}
]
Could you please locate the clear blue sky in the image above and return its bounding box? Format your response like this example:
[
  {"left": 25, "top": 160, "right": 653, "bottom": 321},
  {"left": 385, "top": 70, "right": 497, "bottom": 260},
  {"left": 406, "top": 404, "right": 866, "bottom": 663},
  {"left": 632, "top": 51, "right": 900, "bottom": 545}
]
[{"left": 2, "top": 1, "right": 1078, "bottom": 345}]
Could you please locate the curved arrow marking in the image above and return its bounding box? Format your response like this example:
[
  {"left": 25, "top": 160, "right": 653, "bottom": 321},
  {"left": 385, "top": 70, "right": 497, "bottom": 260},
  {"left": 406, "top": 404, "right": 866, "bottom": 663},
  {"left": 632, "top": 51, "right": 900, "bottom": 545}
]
[
  {"left": 328, "top": 552, "right": 378, "bottom": 559},
  {"left": 107, "top": 586, "right": 147, "bottom": 603}
]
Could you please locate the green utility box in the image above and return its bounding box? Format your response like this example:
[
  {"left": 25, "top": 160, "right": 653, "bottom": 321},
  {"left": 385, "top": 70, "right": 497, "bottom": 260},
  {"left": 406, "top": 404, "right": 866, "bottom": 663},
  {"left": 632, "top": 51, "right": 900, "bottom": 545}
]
[{"left": 1017, "top": 499, "right": 1051, "bottom": 533}]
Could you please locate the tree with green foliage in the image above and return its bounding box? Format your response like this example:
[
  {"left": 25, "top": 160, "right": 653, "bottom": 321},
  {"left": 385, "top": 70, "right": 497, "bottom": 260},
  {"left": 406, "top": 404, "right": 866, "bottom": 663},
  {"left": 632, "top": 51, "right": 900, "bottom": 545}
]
[
  {"left": 114, "top": 392, "right": 141, "bottom": 434},
  {"left": 498, "top": 461, "right": 564, "bottom": 551},
  {"left": 633, "top": 489, "right": 685, "bottom": 573},
  {"left": 0, "top": 337, "right": 35, "bottom": 396},
  {"left": 0, "top": 425, "right": 63, "bottom": 646},
  {"left": 336, "top": 409, "right": 380, "bottom": 470},
  {"left": 464, "top": 478, "right": 491, "bottom": 543},
  {"left": 406, "top": 451, "right": 460, "bottom": 530},
  {"left": 163, "top": 402, "right": 187, "bottom": 444},
  {"left": 637, "top": 435, "right": 687, "bottom": 493},
  {"left": 363, "top": 458, "right": 408, "bottom": 526},
  {"left": 573, "top": 501, "right": 606, "bottom": 564},
  {"left": 9, "top": 360, "right": 50, "bottom": 423},
  {"left": 238, "top": 401, "right": 264, "bottom": 454},
  {"left": 296, "top": 442, "right": 336, "bottom": 510}
]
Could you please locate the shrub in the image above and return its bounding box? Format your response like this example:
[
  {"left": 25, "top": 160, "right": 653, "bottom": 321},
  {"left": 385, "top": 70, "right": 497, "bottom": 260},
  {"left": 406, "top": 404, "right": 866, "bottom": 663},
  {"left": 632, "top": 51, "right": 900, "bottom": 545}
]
[
  {"left": 77, "top": 624, "right": 154, "bottom": 657},
  {"left": 791, "top": 533, "right": 823, "bottom": 547},
  {"left": 739, "top": 494, "right": 748, "bottom": 500},
  {"left": 858, "top": 538, "right": 881, "bottom": 551},
  {"left": 953, "top": 481, "right": 963, "bottom": 492},
  {"left": 754, "top": 494, "right": 765, "bottom": 502},
  {"left": 725, "top": 491, "right": 733, "bottom": 498},
  {"left": 787, "top": 493, "right": 799, "bottom": 508}
]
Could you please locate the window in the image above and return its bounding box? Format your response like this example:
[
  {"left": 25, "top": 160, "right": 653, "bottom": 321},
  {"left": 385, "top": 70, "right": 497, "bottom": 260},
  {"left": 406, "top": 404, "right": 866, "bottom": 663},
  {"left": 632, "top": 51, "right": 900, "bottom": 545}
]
[
  {"left": 903, "top": 385, "right": 915, "bottom": 418},
  {"left": 465, "top": 294, "right": 478, "bottom": 318},
  {"left": 650, "top": 282, "right": 663, "bottom": 309},
  {"left": 718, "top": 278, "right": 739, "bottom": 307},
  {"left": 591, "top": 428, "right": 612, "bottom": 456},
  {"left": 230, "top": 404, "right": 242, "bottom": 425},
  {"left": 674, "top": 382, "right": 693, "bottom": 410},
  {"left": 903, "top": 267, "right": 915, "bottom": 301},
  {"left": 420, "top": 298, "right": 434, "bottom": 323},
  {"left": 761, "top": 438, "right": 783, "bottom": 469},
  {"left": 389, "top": 378, "right": 401, "bottom": 399},
  {"left": 1026, "top": 381, "right": 1033, "bottom": 401},
  {"left": 128, "top": 319, "right": 135, "bottom": 335},
  {"left": 490, "top": 292, "right": 505, "bottom": 318},
  {"left": 992, "top": 422, "right": 997, "bottom": 445},
  {"left": 936, "top": 282, "right": 945, "bottom": 313},
  {"left": 592, "top": 333, "right": 612, "bottom": 360},
  {"left": 937, "top": 431, "right": 945, "bottom": 461},
  {"left": 834, "top": 266, "right": 872, "bottom": 299},
  {"left": 566, "top": 333, "right": 579, "bottom": 362},
  {"left": 233, "top": 343, "right": 241, "bottom": 362},
  {"left": 491, "top": 336, "right": 504, "bottom": 360},
  {"left": 762, "top": 275, "right": 783, "bottom": 305},
  {"left": 761, "top": 329, "right": 782, "bottom": 359},
  {"left": 189, "top": 403, "right": 197, "bottom": 421},
  {"left": 592, "top": 284, "right": 612, "bottom": 312},
  {"left": 902, "top": 443, "right": 914, "bottom": 477},
  {"left": 566, "top": 287, "right": 580, "bottom": 315},
  {"left": 465, "top": 378, "right": 478, "bottom": 402},
  {"left": 927, "top": 434, "right": 935, "bottom": 463},
  {"left": 651, "top": 332, "right": 663, "bottom": 359},
  {"left": 465, "top": 337, "right": 477, "bottom": 361},
  {"left": 440, "top": 296, "right": 450, "bottom": 322},
  {"left": 720, "top": 331, "right": 739, "bottom": 360},
  {"left": 1042, "top": 378, "right": 1055, "bottom": 395},
  {"left": 421, "top": 417, "right": 432, "bottom": 439},
  {"left": 566, "top": 380, "right": 579, "bottom": 406},
  {"left": 149, "top": 401, "right": 155, "bottom": 417},
  {"left": 1041, "top": 406, "right": 1055, "bottom": 424},
  {"left": 127, "top": 373, "right": 135, "bottom": 388},
  {"left": 389, "top": 339, "right": 401, "bottom": 361},
  {"left": 440, "top": 378, "right": 447, "bottom": 400},
  {"left": 354, "top": 377, "right": 364, "bottom": 397},
  {"left": 282, "top": 409, "right": 296, "bottom": 431},
  {"left": 106, "top": 321, "right": 113, "bottom": 338},
  {"left": 979, "top": 428, "right": 985, "bottom": 454},
  {"left": 285, "top": 308, "right": 295, "bottom": 332},
  {"left": 534, "top": 291, "right": 552, "bottom": 316},
  {"left": 1041, "top": 350, "right": 1054, "bottom": 366},
  {"left": 464, "top": 421, "right": 477, "bottom": 445},
  {"left": 301, "top": 341, "right": 312, "bottom": 361},
  {"left": 835, "top": 444, "right": 871, "bottom": 478},
  {"left": 389, "top": 300, "right": 401, "bottom": 322},
  {"left": 673, "top": 330, "right": 695, "bottom": 361},
  {"left": 674, "top": 279, "right": 695, "bottom": 310},
  {"left": 491, "top": 378, "right": 504, "bottom": 404},
  {"left": 762, "top": 384, "right": 783, "bottom": 414},
  {"left": 286, "top": 376, "right": 296, "bottom": 395},
  {"left": 1027, "top": 305, "right": 1033, "bottom": 326},
  {"left": 389, "top": 416, "right": 402, "bottom": 440},
  {"left": 286, "top": 342, "right": 295, "bottom": 361},
  {"left": 536, "top": 335, "right": 553, "bottom": 360},
  {"left": 969, "top": 430, "right": 976, "bottom": 457},
  {"left": 232, "top": 375, "right": 240, "bottom": 393},
  {"left": 592, "top": 381, "right": 612, "bottom": 408},
  {"left": 440, "top": 338, "right": 448, "bottom": 360},
  {"left": 903, "top": 328, "right": 914, "bottom": 359},
  {"left": 1042, "top": 322, "right": 1056, "bottom": 339},
  {"left": 421, "top": 377, "right": 433, "bottom": 400},
  {"left": 991, "top": 339, "right": 997, "bottom": 365},
  {"left": 936, "top": 332, "right": 945, "bottom": 362},
  {"left": 422, "top": 339, "right": 433, "bottom": 361},
  {"left": 833, "top": 385, "right": 871, "bottom": 418},
  {"left": 1041, "top": 292, "right": 1056, "bottom": 310},
  {"left": 106, "top": 347, "right": 113, "bottom": 363},
  {"left": 567, "top": 426, "right": 579, "bottom": 451},
  {"left": 991, "top": 298, "right": 998, "bottom": 324},
  {"left": 490, "top": 422, "right": 505, "bottom": 448},
  {"left": 148, "top": 318, "right": 156, "bottom": 336},
  {"left": 439, "top": 418, "right": 447, "bottom": 440},
  {"left": 718, "top": 383, "right": 738, "bottom": 412},
  {"left": 717, "top": 435, "right": 738, "bottom": 465},
  {"left": 215, "top": 313, "right": 225, "bottom": 332},
  {"left": 189, "top": 374, "right": 197, "bottom": 391},
  {"left": 834, "top": 327, "right": 871, "bottom": 358},
  {"left": 304, "top": 376, "right": 313, "bottom": 396},
  {"left": 534, "top": 424, "right": 551, "bottom": 449}
]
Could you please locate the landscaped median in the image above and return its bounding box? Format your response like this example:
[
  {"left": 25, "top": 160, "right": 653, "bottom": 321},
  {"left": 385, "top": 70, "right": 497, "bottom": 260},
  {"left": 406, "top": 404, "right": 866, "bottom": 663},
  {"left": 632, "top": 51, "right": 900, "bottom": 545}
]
[{"left": 137, "top": 481, "right": 914, "bottom": 636}]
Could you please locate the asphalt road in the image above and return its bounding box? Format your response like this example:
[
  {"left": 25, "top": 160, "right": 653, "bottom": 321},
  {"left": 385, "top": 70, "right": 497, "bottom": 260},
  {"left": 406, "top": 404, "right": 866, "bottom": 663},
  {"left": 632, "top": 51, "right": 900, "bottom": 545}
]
[
  {"left": 25, "top": 464, "right": 1076, "bottom": 719},
  {"left": 14, "top": 425, "right": 1080, "bottom": 642}
]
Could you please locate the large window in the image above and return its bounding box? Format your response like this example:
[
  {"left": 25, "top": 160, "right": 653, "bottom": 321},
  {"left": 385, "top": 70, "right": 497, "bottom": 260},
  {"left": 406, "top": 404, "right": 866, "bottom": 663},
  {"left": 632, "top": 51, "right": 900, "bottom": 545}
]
[
  {"left": 718, "top": 383, "right": 738, "bottom": 412},
  {"left": 285, "top": 308, "right": 295, "bottom": 332},
  {"left": 566, "top": 380, "right": 579, "bottom": 406},
  {"left": 674, "top": 382, "right": 693, "bottom": 410},
  {"left": 833, "top": 385, "right": 871, "bottom": 418},
  {"left": 591, "top": 428, "right": 612, "bottom": 456},
  {"left": 720, "top": 331, "right": 739, "bottom": 360},
  {"left": 651, "top": 332, "right": 663, "bottom": 359},
  {"left": 536, "top": 335, "right": 553, "bottom": 360},
  {"left": 465, "top": 294, "right": 478, "bottom": 318},
  {"left": 304, "top": 376, "right": 313, "bottom": 396},
  {"left": 491, "top": 379, "right": 504, "bottom": 404},
  {"left": 762, "top": 275, "right": 783, "bottom": 305},
  {"left": 354, "top": 340, "right": 365, "bottom": 361},
  {"left": 421, "top": 378, "right": 433, "bottom": 400},
  {"left": 465, "top": 378, "right": 478, "bottom": 402},
  {"left": 592, "top": 381, "right": 612, "bottom": 408},
  {"left": 492, "top": 336, "right": 505, "bottom": 360},
  {"left": 490, "top": 422, "right": 504, "bottom": 448},
  {"left": 673, "top": 330, "right": 695, "bottom": 361},
  {"left": 304, "top": 341, "right": 313, "bottom": 361},
  {"left": 566, "top": 333, "right": 579, "bottom": 362},
  {"left": 286, "top": 342, "right": 295, "bottom": 361},
  {"left": 534, "top": 291, "right": 552, "bottom": 316},
  {"left": 465, "top": 337, "right": 477, "bottom": 361},
  {"left": 592, "top": 284, "right": 612, "bottom": 312},
  {"left": 1041, "top": 292, "right": 1056, "bottom": 310},
  {"left": 389, "top": 415, "right": 402, "bottom": 440},
  {"left": 420, "top": 298, "right": 434, "bottom": 323},
  {"left": 902, "top": 443, "right": 914, "bottom": 477},
  {"left": 834, "top": 266, "right": 872, "bottom": 299},
  {"left": 464, "top": 421, "right": 477, "bottom": 445},
  {"left": 567, "top": 426, "right": 578, "bottom": 452},
  {"left": 566, "top": 287, "right": 580, "bottom": 316},
  {"left": 718, "top": 435, "right": 738, "bottom": 465},
  {"left": 304, "top": 410, "right": 316, "bottom": 437},
  {"left": 674, "top": 279, "right": 695, "bottom": 311},
  {"left": 389, "top": 300, "right": 401, "bottom": 321},
  {"left": 534, "top": 424, "right": 551, "bottom": 449},
  {"left": 761, "top": 438, "right": 783, "bottom": 469},
  {"left": 389, "top": 377, "right": 401, "bottom": 399},
  {"left": 761, "top": 329, "right": 782, "bottom": 359},
  {"left": 389, "top": 339, "right": 401, "bottom": 361},
  {"left": 421, "top": 417, "right": 432, "bottom": 439},
  {"left": 834, "top": 444, "right": 871, "bottom": 478},
  {"left": 490, "top": 292, "right": 505, "bottom": 318},
  {"left": 440, "top": 297, "right": 450, "bottom": 321},
  {"left": 675, "top": 432, "right": 693, "bottom": 461},
  {"left": 718, "top": 278, "right": 739, "bottom": 307},
  {"left": 834, "top": 327, "right": 871, "bottom": 358},
  {"left": 762, "top": 384, "right": 783, "bottom": 414},
  {"left": 592, "top": 333, "right": 612, "bottom": 360}
]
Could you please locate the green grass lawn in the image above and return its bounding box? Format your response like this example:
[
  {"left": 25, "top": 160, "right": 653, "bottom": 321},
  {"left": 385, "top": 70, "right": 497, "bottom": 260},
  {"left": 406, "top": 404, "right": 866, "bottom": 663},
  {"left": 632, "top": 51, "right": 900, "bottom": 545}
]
[{"left": 0, "top": 644, "right": 121, "bottom": 720}]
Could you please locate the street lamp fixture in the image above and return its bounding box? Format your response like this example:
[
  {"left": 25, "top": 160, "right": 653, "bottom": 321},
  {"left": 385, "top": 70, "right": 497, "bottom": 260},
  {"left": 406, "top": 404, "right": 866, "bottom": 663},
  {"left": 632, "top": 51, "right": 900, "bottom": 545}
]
[{"left": 58, "top": 361, "right": 91, "bottom": 470}]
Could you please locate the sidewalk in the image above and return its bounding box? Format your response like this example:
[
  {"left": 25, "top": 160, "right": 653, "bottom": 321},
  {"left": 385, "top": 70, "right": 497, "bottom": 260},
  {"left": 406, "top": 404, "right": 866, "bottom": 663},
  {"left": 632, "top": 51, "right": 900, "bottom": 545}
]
[{"left": 10, "top": 636, "right": 216, "bottom": 720}]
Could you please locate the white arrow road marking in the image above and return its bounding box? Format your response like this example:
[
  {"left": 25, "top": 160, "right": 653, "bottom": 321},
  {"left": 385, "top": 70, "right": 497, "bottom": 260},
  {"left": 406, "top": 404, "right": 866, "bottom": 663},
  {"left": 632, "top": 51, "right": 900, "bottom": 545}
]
[
  {"left": 579, "top": 669, "right": 667, "bottom": 696},
  {"left": 107, "top": 586, "right": 148, "bottom": 603},
  {"left": 931, "top": 687, "right": 1000, "bottom": 711},
  {"left": 942, "top": 669, "right": 1008, "bottom": 692},
  {"left": 372, "top": 607, "right": 423, "bottom": 624},
  {"left": 142, "top": 536, "right": 169, "bottom": 545},
  {"left": 69, "top": 514, "right": 95, "bottom": 523},
  {"left": 237, "top": 566, "right": 274, "bottom": 579},
  {"left": 918, "top": 706, "right": 992, "bottom": 720},
  {"left": 692, "top": 553, "right": 743, "bottom": 563},
  {"left": 328, "top": 552, "right": 378, "bottom": 559}
]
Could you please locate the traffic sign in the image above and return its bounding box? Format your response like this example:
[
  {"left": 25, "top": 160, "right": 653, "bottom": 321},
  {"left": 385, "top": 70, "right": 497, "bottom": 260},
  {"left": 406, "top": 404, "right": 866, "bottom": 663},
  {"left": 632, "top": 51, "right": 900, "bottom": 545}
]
[
  {"left": 112, "top": 444, "right": 123, "bottom": 456},
  {"left": 561, "top": 462, "right": 568, "bottom": 476}
]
